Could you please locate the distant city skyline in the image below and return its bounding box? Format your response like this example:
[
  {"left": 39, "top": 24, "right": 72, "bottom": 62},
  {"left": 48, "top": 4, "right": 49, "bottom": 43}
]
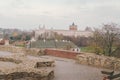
[{"left": 0, "top": 0, "right": 120, "bottom": 30}]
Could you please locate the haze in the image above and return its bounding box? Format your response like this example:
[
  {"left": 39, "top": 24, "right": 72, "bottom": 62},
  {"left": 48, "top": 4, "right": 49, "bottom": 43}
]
[{"left": 0, "top": 0, "right": 120, "bottom": 30}]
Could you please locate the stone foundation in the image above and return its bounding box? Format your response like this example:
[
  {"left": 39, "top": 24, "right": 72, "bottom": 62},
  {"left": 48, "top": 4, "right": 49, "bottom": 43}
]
[
  {"left": 2, "top": 45, "right": 120, "bottom": 75},
  {"left": 0, "top": 45, "right": 45, "bottom": 56},
  {"left": 76, "top": 53, "right": 120, "bottom": 71},
  {"left": 0, "top": 71, "right": 54, "bottom": 80},
  {"left": 0, "top": 46, "right": 54, "bottom": 80}
]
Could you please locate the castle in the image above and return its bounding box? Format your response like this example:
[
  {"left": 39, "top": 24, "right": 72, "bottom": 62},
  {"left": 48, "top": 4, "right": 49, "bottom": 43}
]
[{"left": 34, "top": 23, "right": 93, "bottom": 40}]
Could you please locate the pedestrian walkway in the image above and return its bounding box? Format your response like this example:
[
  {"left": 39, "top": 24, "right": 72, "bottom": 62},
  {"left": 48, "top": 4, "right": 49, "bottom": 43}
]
[{"left": 40, "top": 56, "right": 106, "bottom": 80}]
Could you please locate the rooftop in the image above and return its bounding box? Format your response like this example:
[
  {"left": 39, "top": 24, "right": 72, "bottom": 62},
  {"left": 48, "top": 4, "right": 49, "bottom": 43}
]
[{"left": 30, "top": 40, "right": 78, "bottom": 49}]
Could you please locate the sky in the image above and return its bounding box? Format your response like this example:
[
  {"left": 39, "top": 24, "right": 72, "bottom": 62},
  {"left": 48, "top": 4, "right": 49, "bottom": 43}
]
[{"left": 0, "top": 0, "right": 120, "bottom": 30}]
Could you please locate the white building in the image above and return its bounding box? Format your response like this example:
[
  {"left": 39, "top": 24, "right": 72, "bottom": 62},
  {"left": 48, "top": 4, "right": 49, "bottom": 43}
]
[{"left": 34, "top": 23, "right": 93, "bottom": 40}]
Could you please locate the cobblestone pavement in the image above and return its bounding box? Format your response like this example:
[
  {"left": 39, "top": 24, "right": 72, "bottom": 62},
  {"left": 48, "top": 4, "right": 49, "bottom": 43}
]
[{"left": 40, "top": 56, "right": 107, "bottom": 80}]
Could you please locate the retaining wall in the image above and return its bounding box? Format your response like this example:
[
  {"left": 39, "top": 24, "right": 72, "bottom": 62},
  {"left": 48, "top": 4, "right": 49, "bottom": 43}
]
[
  {"left": 0, "top": 71, "right": 54, "bottom": 80},
  {"left": 1, "top": 45, "right": 120, "bottom": 71},
  {"left": 44, "top": 49, "right": 80, "bottom": 59},
  {"left": 45, "top": 48, "right": 120, "bottom": 70},
  {"left": 76, "top": 53, "right": 120, "bottom": 71},
  {"left": 0, "top": 45, "right": 45, "bottom": 56}
]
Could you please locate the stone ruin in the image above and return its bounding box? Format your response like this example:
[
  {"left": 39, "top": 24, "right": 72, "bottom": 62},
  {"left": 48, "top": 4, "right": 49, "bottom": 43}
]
[
  {"left": 0, "top": 52, "right": 55, "bottom": 80},
  {"left": 76, "top": 53, "right": 120, "bottom": 71}
]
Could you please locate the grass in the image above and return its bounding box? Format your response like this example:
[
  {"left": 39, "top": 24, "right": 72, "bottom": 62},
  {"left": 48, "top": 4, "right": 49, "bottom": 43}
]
[
  {"left": 15, "top": 44, "right": 26, "bottom": 47},
  {"left": 80, "top": 46, "right": 95, "bottom": 53}
]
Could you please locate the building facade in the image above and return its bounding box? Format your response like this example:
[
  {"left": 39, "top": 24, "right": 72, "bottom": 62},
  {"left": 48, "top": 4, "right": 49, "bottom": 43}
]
[{"left": 34, "top": 23, "right": 93, "bottom": 40}]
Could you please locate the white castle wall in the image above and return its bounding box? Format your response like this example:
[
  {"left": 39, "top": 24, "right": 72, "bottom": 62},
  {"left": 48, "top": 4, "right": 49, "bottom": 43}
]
[{"left": 35, "top": 29, "right": 93, "bottom": 40}]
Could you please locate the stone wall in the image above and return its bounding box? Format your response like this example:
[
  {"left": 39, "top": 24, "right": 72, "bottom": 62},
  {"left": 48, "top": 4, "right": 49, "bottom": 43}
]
[
  {"left": 46, "top": 49, "right": 120, "bottom": 70},
  {"left": 0, "top": 57, "right": 22, "bottom": 64},
  {"left": 0, "top": 71, "right": 54, "bottom": 80},
  {"left": 0, "top": 45, "right": 54, "bottom": 80},
  {"left": 1, "top": 45, "right": 120, "bottom": 71},
  {"left": 76, "top": 53, "right": 120, "bottom": 71},
  {"left": 0, "top": 45, "right": 45, "bottom": 56}
]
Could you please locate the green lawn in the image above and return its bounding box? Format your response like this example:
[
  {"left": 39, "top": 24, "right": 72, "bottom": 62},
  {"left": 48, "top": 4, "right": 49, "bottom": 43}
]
[
  {"left": 80, "top": 47, "right": 95, "bottom": 53},
  {"left": 15, "top": 44, "right": 26, "bottom": 47}
]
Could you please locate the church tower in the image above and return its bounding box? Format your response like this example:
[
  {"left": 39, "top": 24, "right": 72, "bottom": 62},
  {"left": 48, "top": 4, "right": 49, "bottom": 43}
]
[{"left": 69, "top": 22, "right": 77, "bottom": 31}]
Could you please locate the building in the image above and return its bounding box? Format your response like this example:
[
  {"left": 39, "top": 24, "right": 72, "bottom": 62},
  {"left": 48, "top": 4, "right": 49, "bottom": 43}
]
[
  {"left": 69, "top": 22, "right": 78, "bottom": 31},
  {"left": 30, "top": 40, "right": 80, "bottom": 52},
  {"left": 34, "top": 23, "right": 93, "bottom": 40}
]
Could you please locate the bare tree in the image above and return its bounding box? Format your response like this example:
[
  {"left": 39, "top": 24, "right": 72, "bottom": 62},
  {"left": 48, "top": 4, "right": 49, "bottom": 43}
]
[{"left": 93, "top": 23, "right": 120, "bottom": 56}]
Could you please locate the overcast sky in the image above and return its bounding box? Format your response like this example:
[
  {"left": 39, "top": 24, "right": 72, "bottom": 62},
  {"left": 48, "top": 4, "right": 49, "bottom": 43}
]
[{"left": 0, "top": 0, "right": 120, "bottom": 30}]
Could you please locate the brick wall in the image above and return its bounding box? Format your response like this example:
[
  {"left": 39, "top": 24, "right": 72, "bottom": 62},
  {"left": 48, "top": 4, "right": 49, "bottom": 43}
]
[{"left": 44, "top": 49, "right": 81, "bottom": 59}]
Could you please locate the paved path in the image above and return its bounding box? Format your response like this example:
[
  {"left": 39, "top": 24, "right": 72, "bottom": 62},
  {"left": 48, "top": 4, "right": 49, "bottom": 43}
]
[{"left": 40, "top": 56, "right": 107, "bottom": 80}]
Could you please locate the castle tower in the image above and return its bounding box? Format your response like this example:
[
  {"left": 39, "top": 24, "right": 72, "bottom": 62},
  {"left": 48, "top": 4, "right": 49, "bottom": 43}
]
[{"left": 69, "top": 22, "right": 77, "bottom": 31}]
